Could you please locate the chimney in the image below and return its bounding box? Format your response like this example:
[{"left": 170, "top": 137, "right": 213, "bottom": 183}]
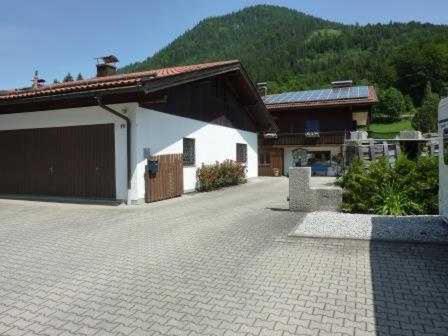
[
  {"left": 96, "top": 55, "right": 119, "bottom": 77},
  {"left": 257, "top": 82, "right": 268, "bottom": 96},
  {"left": 331, "top": 80, "right": 353, "bottom": 89}
]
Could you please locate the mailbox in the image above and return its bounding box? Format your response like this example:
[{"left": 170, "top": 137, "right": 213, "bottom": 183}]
[{"left": 147, "top": 160, "right": 159, "bottom": 174}]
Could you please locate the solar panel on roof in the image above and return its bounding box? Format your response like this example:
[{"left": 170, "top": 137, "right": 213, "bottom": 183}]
[{"left": 263, "top": 86, "right": 370, "bottom": 105}]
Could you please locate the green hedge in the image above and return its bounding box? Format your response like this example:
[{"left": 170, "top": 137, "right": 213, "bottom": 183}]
[
  {"left": 337, "top": 155, "right": 438, "bottom": 215},
  {"left": 368, "top": 131, "right": 400, "bottom": 139},
  {"left": 196, "top": 160, "right": 246, "bottom": 192}
]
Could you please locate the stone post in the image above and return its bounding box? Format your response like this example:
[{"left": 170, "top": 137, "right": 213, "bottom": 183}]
[
  {"left": 289, "top": 167, "right": 343, "bottom": 212},
  {"left": 289, "top": 167, "right": 313, "bottom": 212}
]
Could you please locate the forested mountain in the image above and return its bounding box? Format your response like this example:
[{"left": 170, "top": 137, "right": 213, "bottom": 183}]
[{"left": 121, "top": 5, "right": 448, "bottom": 107}]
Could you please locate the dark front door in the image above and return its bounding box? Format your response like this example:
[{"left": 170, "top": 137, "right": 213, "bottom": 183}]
[
  {"left": 0, "top": 124, "right": 116, "bottom": 199},
  {"left": 259, "top": 148, "right": 284, "bottom": 176}
]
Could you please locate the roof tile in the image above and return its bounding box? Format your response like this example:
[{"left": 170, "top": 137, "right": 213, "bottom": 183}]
[{"left": 0, "top": 60, "right": 239, "bottom": 101}]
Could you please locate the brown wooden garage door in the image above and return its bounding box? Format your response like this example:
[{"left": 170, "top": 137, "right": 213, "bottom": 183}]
[{"left": 0, "top": 124, "right": 116, "bottom": 199}]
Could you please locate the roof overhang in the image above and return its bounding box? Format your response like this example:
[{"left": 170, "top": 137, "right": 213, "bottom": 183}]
[
  {"left": 0, "top": 61, "right": 277, "bottom": 132},
  {"left": 266, "top": 99, "right": 377, "bottom": 111}
]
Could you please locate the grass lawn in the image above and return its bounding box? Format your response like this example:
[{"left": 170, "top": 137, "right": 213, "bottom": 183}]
[{"left": 368, "top": 119, "right": 414, "bottom": 139}]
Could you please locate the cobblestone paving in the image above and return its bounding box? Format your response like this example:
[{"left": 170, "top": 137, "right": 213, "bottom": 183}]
[{"left": 0, "top": 177, "right": 448, "bottom": 336}]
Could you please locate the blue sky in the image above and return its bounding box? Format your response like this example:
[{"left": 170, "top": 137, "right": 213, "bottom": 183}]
[{"left": 1, "top": 0, "right": 447, "bottom": 89}]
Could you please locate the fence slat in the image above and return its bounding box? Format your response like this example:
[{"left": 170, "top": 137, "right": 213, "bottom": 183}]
[{"left": 145, "top": 154, "right": 184, "bottom": 203}]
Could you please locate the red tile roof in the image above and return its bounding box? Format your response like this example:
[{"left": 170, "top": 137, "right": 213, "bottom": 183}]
[
  {"left": 0, "top": 60, "right": 240, "bottom": 102},
  {"left": 265, "top": 86, "right": 378, "bottom": 111}
]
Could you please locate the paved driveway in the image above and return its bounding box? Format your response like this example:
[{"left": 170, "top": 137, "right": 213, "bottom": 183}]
[{"left": 0, "top": 177, "right": 448, "bottom": 336}]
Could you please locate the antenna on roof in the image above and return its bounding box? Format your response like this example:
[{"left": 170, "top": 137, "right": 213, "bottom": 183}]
[
  {"left": 95, "top": 55, "right": 119, "bottom": 65},
  {"left": 95, "top": 55, "right": 119, "bottom": 77},
  {"left": 31, "top": 70, "right": 46, "bottom": 89}
]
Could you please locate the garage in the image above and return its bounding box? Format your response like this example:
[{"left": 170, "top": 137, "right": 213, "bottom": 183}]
[
  {"left": 0, "top": 124, "right": 116, "bottom": 199},
  {"left": 0, "top": 60, "right": 278, "bottom": 203}
]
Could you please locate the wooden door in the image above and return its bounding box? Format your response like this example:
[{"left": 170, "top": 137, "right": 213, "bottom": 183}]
[
  {"left": 259, "top": 148, "right": 284, "bottom": 176},
  {"left": 145, "top": 154, "right": 183, "bottom": 203},
  {"left": 271, "top": 149, "right": 283, "bottom": 175},
  {"left": 0, "top": 130, "right": 26, "bottom": 194}
]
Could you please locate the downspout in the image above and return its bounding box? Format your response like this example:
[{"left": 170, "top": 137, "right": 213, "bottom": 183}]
[{"left": 95, "top": 97, "right": 132, "bottom": 204}]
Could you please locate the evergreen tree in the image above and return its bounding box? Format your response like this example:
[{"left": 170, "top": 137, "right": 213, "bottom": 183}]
[
  {"left": 395, "top": 40, "right": 448, "bottom": 105},
  {"left": 53, "top": 79, "right": 60, "bottom": 84},
  {"left": 76, "top": 73, "right": 84, "bottom": 81},
  {"left": 412, "top": 83, "right": 440, "bottom": 133},
  {"left": 63, "top": 73, "right": 74, "bottom": 82}
]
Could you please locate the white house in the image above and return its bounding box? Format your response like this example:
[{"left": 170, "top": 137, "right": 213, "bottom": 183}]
[
  {"left": 0, "top": 60, "right": 276, "bottom": 204},
  {"left": 439, "top": 98, "right": 448, "bottom": 218}
]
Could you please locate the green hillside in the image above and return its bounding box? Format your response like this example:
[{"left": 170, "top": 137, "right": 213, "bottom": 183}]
[
  {"left": 121, "top": 5, "right": 339, "bottom": 83},
  {"left": 121, "top": 5, "right": 448, "bottom": 106}
]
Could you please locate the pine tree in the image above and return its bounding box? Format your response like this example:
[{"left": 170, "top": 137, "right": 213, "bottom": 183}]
[
  {"left": 53, "top": 79, "right": 60, "bottom": 84},
  {"left": 63, "top": 73, "right": 74, "bottom": 82},
  {"left": 76, "top": 73, "right": 84, "bottom": 81}
]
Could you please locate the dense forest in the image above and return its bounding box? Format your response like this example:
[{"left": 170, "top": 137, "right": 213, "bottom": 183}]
[{"left": 121, "top": 5, "right": 448, "bottom": 131}]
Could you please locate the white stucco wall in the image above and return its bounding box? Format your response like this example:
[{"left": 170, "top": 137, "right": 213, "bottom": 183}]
[
  {"left": 439, "top": 98, "right": 448, "bottom": 218},
  {"left": 0, "top": 103, "right": 137, "bottom": 201},
  {"left": 0, "top": 104, "right": 258, "bottom": 203},
  {"left": 283, "top": 145, "right": 342, "bottom": 176},
  {"left": 132, "top": 107, "right": 258, "bottom": 200}
]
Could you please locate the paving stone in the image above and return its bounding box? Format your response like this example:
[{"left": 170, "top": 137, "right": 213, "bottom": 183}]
[
  {"left": 0, "top": 178, "right": 447, "bottom": 336},
  {"left": 40, "top": 326, "right": 63, "bottom": 336},
  {"left": 2, "top": 327, "right": 27, "bottom": 336},
  {"left": 113, "top": 324, "right": 136, "bottom": 335}
]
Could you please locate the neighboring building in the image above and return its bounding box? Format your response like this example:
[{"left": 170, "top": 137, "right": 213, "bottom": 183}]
[
  {"left": 439, "top": 98, "right": 448, "bottom": 219},
  {"left": 259, "top": 81, "right": 378, "bottom": 176},
  {"left": 0, "top": 59, "right": 276, "bottom": 204}
]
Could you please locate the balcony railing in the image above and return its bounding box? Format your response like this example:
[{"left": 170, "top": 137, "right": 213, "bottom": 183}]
[{"left": 262, "top": 131, "right": 347, "bottom": 146}]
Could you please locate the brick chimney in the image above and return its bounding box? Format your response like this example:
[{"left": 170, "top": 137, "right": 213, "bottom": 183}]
[
  {"left": 96, "top": 55, "right": 119, "bottom": 77},
  {"left": 331, "top": 80, "right": 353, "bottom": 89}
]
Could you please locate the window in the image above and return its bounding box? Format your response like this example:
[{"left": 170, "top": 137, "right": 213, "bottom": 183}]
[
  {"left": 183, "top": 138, "right": 195, "bottom": 166},
  {"left": 305, "top": 120, "right": 320, "bottom": 138},
  {"left": 305, "top": 120, "right": 320, "bottom": 132},
  {"left": 236, "top": 143, "right": 247, "bottom": 163}
]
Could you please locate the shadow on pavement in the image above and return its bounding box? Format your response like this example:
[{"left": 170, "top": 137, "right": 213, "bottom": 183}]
[
  {"left": 370, "top": 239, "right": 448, "bottom": 335},
  {"left": 266, "top": 207, "right": 290, "bottom": 212}
]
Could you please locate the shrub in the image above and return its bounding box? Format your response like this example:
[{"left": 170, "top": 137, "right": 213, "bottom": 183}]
[
  {"left": 372, "top": 87, "right": 406, "bottom": 122},
  {"left": 337, "top": 155, "right": 438, "bottom": 215},
  {"left": 373, "top": 182, "right": 423, "bottom": 216},
  {"left": 412, "top": 83, "right": 440, "bottom": 133},
  {"left": 196, "top": 160, "right": 246, "bottom": 192},
  {"left": 412, "top": 155, "right": 439, "bottom": 214},
  {"left": 337, "top": 159, "right": 376, "bottom": 213}
]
